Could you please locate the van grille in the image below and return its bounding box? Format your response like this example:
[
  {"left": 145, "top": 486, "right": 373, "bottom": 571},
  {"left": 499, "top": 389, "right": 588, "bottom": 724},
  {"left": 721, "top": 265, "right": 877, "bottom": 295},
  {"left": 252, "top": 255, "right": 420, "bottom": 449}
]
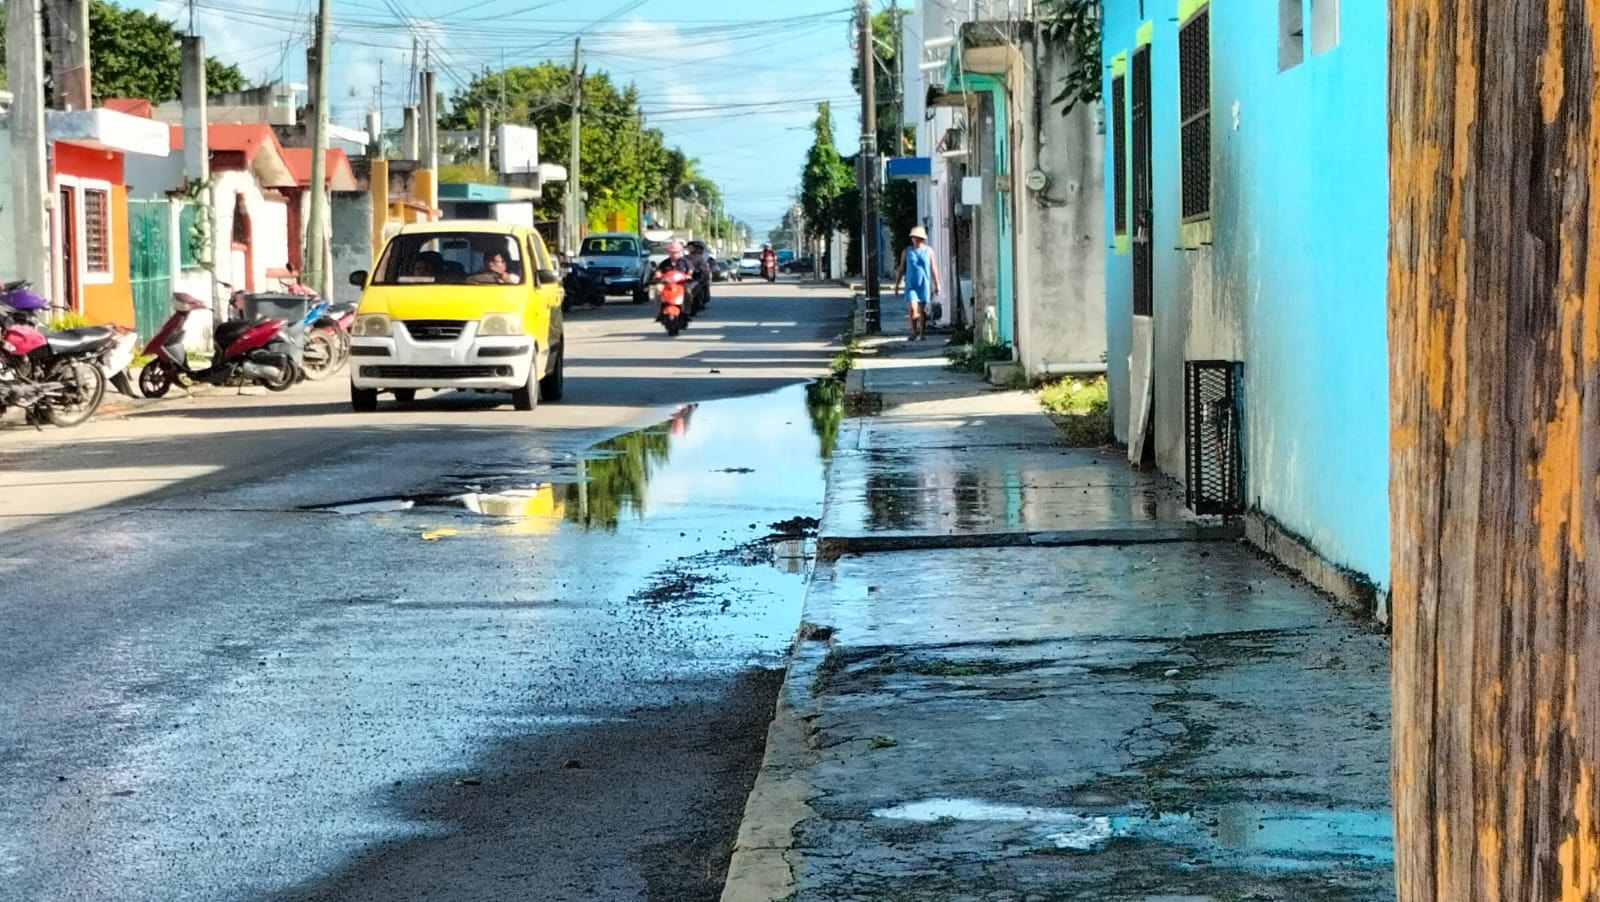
[{"left": 402, "top": 320, "right": 467, "bottom": 342}]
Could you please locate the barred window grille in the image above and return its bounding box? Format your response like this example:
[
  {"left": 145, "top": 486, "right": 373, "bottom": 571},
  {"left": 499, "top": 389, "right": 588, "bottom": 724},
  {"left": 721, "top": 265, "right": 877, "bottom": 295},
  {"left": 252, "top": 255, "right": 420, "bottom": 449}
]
[
  {"left": 1111, "top": 73, "right": 1128, "bottom": 237},
  {"left": 83, "top": 189, "right": 111, "bottom": 274},
  {"left": 1178, "top": 5, "right": 1211, "bottom": 223},
  {"left": 1185, "top": 360, "right": 1243, "bottom": 515}
]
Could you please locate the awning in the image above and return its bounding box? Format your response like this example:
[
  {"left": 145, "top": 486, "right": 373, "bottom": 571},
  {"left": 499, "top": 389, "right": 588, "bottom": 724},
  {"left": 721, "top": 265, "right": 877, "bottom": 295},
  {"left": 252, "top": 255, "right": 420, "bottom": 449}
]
[{"left": 47, "top": 108, "right": 170, "bottom": 157}]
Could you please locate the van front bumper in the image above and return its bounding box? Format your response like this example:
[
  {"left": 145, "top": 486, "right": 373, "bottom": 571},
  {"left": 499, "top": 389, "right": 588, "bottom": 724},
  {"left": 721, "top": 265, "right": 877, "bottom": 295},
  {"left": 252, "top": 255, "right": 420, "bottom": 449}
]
[{"left": 349, "top": 322, "right": 533, "bottom": 391}]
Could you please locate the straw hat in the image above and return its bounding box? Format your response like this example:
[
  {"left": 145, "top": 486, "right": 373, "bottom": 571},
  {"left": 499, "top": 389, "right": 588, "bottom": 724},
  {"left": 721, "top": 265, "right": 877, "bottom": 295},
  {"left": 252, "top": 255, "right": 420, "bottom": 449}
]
[{"left": 909, "top": 226, "right": 928, "bottom": 240}]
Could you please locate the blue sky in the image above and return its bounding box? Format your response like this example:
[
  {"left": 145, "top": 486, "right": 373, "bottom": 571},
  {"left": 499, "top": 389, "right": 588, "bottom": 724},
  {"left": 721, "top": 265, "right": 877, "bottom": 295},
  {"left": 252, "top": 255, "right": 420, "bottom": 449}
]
[{"left": 137, "top": 0, "right": 866, "bottom": 233}]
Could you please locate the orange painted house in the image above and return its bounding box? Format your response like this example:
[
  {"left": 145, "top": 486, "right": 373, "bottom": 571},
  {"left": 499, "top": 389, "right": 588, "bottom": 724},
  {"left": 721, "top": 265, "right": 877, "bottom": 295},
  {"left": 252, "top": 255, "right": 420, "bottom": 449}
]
[{"left": 45, "top": 108, "right": 171, "bottom": 325}]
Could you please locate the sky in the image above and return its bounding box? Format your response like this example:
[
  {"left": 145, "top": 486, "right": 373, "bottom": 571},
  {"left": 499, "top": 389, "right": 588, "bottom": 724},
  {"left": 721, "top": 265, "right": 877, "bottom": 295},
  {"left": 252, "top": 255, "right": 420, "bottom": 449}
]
[{"left": 135, "top": 0, "right": 869, "bottom": 235}]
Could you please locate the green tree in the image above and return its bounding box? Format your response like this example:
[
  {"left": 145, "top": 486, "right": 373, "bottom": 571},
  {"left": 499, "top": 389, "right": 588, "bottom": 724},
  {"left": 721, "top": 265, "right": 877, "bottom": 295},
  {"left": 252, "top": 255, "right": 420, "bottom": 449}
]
[
  {"left": 0, "top": 0, "right": 246, "bottom": 101},
  {"left": 799, "top": 102, "right": 853, "bottom": 247},
  {"left": 1038, "top": 0, "right": 1102, "bottom": 113},
  {"left": 445, "top": 63, "right": 675, "bottom": 225}
]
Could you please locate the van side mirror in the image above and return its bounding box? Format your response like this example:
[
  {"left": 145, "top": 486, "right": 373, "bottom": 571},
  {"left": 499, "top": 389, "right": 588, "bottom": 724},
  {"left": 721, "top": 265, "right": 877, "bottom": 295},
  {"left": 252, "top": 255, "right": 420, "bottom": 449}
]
[
  {"left": 349, "top": 270, "right": 368, "bottom": 288},
  {"left": 536, "top": 269, "right": 560, "bottom": 286}
]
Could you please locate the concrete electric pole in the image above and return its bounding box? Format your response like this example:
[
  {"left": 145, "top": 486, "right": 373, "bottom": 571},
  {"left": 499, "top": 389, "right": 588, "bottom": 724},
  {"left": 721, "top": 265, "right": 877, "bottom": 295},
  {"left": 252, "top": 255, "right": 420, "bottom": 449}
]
[
  {"left": 305, "top": 0, "right": 333, "bottom": 298},
  {"left": 7, "top": 0, "right": 52, "bottom": 297},
  {"left": 47, "top": 0, "right": 91, "bottom": 110},
  {"left": 857, "top": 0, "right": 881, "bottom": 332},
  {"left": 566, "top": 38, "right": 583, "bottom": 255}
]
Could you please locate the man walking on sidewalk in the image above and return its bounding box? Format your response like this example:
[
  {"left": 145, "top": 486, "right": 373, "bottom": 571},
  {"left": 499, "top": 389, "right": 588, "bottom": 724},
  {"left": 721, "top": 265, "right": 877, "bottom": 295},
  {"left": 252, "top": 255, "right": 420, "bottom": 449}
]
[{"left": 892, "top": 226, "right": 940, "bottom": 340}]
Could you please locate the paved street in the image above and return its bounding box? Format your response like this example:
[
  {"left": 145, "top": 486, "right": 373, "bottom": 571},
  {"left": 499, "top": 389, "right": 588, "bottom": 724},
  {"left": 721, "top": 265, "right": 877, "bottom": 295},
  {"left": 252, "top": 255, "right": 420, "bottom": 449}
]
[{"left": 0, "top": 281, "right": 852, "bottom": 901}]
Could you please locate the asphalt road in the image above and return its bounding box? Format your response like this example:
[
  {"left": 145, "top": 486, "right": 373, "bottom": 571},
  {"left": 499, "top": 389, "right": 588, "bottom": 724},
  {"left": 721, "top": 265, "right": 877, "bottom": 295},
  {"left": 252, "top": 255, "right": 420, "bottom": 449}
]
[{"left": 0, "top": 280, "right": 853, "bottom": 902}]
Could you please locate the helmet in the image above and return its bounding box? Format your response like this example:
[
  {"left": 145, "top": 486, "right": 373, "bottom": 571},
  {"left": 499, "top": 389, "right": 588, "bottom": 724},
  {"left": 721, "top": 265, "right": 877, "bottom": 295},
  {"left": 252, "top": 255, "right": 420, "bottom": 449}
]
[
  {"left": 667, "top": 241, "right": 683, "bottom": 253},
  {"left": 4, "top": 288, "right": 48, "bottom": 311}
]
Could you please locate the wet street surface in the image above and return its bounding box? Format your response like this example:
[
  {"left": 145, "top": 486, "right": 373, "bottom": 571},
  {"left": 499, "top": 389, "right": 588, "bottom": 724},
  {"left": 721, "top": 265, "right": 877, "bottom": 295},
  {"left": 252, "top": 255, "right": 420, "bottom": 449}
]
[{"left": 0, "top": 284, "right": 851, "bottom": 901}]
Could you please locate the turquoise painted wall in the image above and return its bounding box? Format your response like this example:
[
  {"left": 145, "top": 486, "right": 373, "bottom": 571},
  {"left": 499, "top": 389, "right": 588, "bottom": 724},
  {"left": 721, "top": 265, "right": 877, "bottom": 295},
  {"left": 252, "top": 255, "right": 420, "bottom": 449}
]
[{"left": 1101, "top": 1, "right": 1391, "bottom": 590}]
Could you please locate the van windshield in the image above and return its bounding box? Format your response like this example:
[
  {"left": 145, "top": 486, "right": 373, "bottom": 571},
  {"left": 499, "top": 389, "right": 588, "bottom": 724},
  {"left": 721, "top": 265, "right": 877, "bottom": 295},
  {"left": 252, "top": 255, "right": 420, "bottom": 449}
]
[
  {"left": 373, "top": 233, "right": 525, "bottom": 285},
  {"left": 580, "top": 236, "right": 639, "bottom": 256}
]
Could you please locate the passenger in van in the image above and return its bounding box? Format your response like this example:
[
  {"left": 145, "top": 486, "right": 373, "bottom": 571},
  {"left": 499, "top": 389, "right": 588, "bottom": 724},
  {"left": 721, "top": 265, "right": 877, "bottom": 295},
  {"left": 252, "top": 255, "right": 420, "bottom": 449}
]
[{"left": 409, "top": 252, "right": 442, "bottom": 279}]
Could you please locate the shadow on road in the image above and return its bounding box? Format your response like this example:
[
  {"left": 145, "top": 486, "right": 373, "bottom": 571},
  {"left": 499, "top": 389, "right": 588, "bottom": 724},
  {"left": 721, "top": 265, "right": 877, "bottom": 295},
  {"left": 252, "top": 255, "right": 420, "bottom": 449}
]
[{"left": 273, "top": 668, "right": 783, "bottom": 902}]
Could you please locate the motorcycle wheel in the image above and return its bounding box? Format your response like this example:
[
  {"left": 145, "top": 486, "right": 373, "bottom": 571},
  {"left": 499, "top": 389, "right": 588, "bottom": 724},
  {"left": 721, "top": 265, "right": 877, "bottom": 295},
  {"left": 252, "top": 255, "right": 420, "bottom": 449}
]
[
  {"left": 300, "top": 330, "right": 337, "bottom": 381},
  {"left": 43, "top": 360, "right": 107, "bottom": 428},
  {"left": 138, "top": 359, "right": 175, "bottom": 399},
  {"left": 261, "top": 355, "right": 298, "bottom": 392}
]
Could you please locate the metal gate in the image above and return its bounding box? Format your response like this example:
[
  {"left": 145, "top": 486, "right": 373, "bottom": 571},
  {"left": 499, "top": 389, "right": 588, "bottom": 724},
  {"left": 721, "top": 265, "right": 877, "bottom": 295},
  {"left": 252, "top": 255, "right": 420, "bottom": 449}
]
[
  {"left": 127, "top": 199, "right": 173, "bottom": 340},
  {"left": 1131, "top": 45, "right": 1153, "bottom": 318},
  {"left": 1185, "top": 360, "right": 1243, "bottom": 515}
]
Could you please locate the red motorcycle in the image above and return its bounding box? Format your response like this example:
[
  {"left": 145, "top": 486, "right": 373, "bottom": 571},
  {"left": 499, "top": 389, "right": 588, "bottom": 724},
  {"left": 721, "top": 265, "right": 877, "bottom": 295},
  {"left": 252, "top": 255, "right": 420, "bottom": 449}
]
[
  {"left": 654, "top": 270, "right": 691, "bottom": 337},
  {"left": 137, "top": 292, "right": 303, "bottom": 398}
]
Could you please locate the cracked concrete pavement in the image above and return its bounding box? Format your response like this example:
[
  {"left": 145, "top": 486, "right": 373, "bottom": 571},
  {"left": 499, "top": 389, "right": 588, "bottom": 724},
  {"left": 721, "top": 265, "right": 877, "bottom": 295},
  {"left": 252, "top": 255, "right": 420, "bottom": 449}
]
[{"left": 723, "top": 331, "right": 1395, "bottom": 902}]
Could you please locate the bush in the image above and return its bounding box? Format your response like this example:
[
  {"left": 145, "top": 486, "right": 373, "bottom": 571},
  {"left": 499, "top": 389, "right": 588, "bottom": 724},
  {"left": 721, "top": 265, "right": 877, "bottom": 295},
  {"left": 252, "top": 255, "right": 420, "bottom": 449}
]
[
  {"left": 1039, "top": 375, "right": 1109, "bottom": 414},
  {"left": 47, "top": 312, "right": 94, "bottom": 331},
  {"left": 1039, "top": 375, "right": 1112, "bottom": 447},
  {"left": 944, "top": 339, "right": 1012, "bottom": 374}
]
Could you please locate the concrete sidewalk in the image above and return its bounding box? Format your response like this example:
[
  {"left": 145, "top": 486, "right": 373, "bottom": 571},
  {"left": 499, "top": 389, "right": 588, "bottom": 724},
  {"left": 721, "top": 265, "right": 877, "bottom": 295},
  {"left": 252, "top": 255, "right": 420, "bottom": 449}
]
[{"left": 723, "top": 330, "right": 1395, "bottom": 901}]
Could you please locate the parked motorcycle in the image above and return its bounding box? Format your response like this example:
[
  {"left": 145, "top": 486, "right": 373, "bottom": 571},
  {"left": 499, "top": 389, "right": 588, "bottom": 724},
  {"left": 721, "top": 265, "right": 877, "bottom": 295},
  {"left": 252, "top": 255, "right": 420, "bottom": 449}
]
[
  {"left": 2, "top": 279, "right": 139, "bottom": 397},
  {"left": 562, "top": 263, "right": 608, "bottom": 310},
  {"left": 137, "top": 292, "right": 303, "bottom": 398},
  {"left": 0, "top": 291, "right": 113, "bottom": 427}
]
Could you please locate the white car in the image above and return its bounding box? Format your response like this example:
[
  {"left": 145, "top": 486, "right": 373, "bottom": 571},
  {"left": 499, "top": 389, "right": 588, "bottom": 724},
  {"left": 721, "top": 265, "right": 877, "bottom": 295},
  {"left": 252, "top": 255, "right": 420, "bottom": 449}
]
[{"left": 738, "top": 251, "right": 763, "bottom": 277}]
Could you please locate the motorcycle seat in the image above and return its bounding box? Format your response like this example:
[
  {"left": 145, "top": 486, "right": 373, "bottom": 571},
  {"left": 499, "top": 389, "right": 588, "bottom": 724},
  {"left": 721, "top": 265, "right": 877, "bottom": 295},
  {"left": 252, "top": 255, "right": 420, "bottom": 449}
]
[
  {"left": 45, "top": 325, "right": 116, "bottom": 356},
  {"left": 214, "top": 318, "right": 268, "bottom": 350}
]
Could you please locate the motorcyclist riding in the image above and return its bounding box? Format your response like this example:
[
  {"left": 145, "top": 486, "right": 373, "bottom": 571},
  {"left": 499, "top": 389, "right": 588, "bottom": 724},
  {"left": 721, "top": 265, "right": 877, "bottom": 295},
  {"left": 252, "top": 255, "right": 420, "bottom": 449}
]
[
  {"left": 685, "top": 239, "right": 713, "bottom": 313},
  {"left": 654, "top": 240, "right": 694, "bottom": 278},
  {"left": 760, "top": 244, "right": 777, "bottom": 281}
]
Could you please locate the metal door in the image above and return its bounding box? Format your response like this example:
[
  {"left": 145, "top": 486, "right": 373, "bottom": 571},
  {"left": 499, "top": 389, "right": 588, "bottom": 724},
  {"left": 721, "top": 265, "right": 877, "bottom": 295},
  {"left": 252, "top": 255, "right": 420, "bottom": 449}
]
[
  {"left": 1127, "top": 43, "right": 1157, "bottom": 465},
  {"left": 1131, "top": 45, "right": 1153, "bottom": 318},
  {"left": 127, "top": 200, "right": 173, "bottom": 340}
]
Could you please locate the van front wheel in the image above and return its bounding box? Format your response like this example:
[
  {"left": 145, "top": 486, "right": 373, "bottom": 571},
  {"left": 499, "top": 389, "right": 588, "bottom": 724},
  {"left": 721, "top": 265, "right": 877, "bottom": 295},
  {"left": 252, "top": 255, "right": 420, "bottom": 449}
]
[{"left": 511, "top": 367, "right": 539, "bottom": 411}]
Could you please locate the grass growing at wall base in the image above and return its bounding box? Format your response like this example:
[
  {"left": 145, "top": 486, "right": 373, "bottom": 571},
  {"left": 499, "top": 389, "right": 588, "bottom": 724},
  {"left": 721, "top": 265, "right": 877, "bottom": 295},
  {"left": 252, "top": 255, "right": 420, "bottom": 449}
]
[
  {"left": 944, "top": 339, "right": 1013, "bottom": 374},
  {"left": 1039, "top": 375, "right": 1111, "bottom": 447}
]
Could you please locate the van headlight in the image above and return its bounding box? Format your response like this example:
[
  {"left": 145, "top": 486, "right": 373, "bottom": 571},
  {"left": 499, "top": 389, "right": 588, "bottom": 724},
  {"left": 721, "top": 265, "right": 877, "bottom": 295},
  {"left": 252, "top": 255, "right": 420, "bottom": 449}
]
[
  {"left": 479, "top": 314, "right": 524, "bottom": 336},
  {"left": 352, "top": 314, "right": 391, "bottom": 337}
]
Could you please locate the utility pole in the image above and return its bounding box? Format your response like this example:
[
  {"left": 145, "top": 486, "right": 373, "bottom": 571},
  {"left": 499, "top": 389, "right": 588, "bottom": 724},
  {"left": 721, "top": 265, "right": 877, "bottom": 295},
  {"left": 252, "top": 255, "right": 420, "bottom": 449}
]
[
  {"left": 635, "top": 109, "right": 646, "bottom": 236},
  {"left": 7, "top": 0, "right": 52, "bottom": 298},
  {"left": 857, "top": 0, "right": 881, "bottom": 331},
  {"left": 47, "top": 0, "right": 91, "bottom": 109},
  {"left": 479, "top": 104, "right": 492, "bottom": 172},
  {"left": 305, "top": 0, "right": 333, "bottom": 298},
  {"left": 566, "top": 38, "right": 583, "bottom": 255},
  {"left": 1390, "top": 5, "right": 1600, "bottom": 900}
]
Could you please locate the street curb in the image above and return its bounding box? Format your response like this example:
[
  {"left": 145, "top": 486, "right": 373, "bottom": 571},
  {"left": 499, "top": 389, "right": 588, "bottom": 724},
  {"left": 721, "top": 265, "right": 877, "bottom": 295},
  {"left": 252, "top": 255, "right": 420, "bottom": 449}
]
[
  {"left": 720, "top": 629, "right": 832, "bottom": 902},
  {"left": 815, "top": 522, "right": 1243, "bottom": 561}
]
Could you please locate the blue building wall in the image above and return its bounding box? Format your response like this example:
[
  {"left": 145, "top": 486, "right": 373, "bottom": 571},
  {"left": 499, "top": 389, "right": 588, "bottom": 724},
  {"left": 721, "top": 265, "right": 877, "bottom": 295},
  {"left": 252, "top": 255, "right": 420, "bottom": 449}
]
[{"left": 1101, "top": 1, "right": 1391, "bottom": 591}]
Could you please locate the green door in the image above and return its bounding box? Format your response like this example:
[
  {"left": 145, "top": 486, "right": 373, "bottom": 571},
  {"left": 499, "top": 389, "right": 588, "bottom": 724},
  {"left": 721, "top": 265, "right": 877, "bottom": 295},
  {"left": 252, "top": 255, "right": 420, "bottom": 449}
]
[{"left": 127, "top": 199, "right": 173, "bottom": 340}]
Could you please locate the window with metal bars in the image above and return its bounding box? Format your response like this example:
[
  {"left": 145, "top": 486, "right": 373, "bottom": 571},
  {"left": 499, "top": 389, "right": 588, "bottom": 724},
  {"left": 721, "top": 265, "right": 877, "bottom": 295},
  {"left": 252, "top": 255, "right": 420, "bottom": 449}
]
[
  {"left": 83, "top": 188, "right": 111, "bottom": 274},
  {"left": 1111, "top": 72, "right": 1128, "bottom": 238},
  {"left": 1179, "top": 5, "right": 1211, "bottom": 224}
]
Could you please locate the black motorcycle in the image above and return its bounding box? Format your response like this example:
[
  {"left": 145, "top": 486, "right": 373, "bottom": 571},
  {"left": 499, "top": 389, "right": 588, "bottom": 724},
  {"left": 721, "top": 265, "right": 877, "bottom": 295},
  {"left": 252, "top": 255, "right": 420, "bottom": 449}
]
[
  {"left": 562, "top": 263, "right": 607, "bottom": 310},
  {"left": 0, "top": 304, "right": 115, "bottom": 428}
]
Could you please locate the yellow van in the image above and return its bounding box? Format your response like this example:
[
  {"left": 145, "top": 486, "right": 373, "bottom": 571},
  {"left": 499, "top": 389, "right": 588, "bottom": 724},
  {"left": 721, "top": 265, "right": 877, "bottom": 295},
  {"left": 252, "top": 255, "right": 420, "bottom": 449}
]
[{"left": 346, "top": 221, "right": 565, "bottom": 412}]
